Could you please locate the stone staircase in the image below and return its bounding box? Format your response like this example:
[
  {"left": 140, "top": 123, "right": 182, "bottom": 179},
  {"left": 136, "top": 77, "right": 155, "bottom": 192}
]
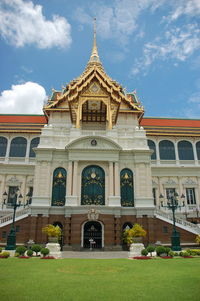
[
  {"left": 0, "top": 207, "right": 30, "bottom": 228},
  {"left": 155, "top": 209, "right": 200, "bottom": 235}
]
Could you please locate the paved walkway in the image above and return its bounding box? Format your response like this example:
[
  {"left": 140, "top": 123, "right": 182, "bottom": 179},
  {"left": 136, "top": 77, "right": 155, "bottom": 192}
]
[{"left": 61, "top": 251, "right": 129, "bottom": 259}]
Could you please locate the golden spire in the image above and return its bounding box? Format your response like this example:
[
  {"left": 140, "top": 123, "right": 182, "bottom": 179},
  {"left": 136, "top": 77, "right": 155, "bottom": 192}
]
[{"left": 88, "top": 17, "right": 101, "bottom": 64}]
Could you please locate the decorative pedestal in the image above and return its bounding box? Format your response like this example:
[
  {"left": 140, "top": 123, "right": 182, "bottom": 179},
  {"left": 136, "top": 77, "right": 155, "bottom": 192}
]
[
  {"left": 46, "top": 243, "right": 61, "bottom": 259},
  {"left": 128, "top": 243, "right": 145, "bottom": 258}
]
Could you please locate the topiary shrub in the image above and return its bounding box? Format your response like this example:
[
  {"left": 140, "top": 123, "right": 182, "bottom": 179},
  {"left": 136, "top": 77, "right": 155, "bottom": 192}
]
[
  {"left": 180, "top": 251, "right": 190, "bottom": 257},
  {"left": 0, "top": 247, "right": 3, "bottom": 253},
  {"left": 16, "top": 246, "right": 27, "bottom": 256},
  {"left": 40, "top": 248, "right": 50, "bottom": 257},
  {"left": 141, "top": 249, "right": 148, "bottom": 256},
  {"left": 173, "top": 252, "right": 179, "bottom": 256},
  {"left": 27, "top": 249, "right": 33, "bottom": 257},
  {"left": 156, "top": 246, "right": 166, "bottom": 256},
  {"left": 186, "top": 249, "right": 192, "bottom": 255},
  {"left": 165, "top": 247, "right": 171, "bottom": 255},
  {"left": 146, "top": 245, "right": 155, "bottom": 256},
  {"left": 0, "top": 251, "right": 10, "bottom": 258},
  {"left": 168, "top": 251, "right": 174, "bottom": 257},
  {"left": 191, "top": 249, "right": 200, "bottom": 256},
  {"left": 31, "top": 244, "right": 41, "bottom": 256}
]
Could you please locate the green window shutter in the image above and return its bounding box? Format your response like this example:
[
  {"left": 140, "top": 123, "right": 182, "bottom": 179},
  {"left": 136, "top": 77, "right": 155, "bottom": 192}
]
[
  {"left": 81, "top": 165, "right": 105, "bottom": 205},
  {"left": 51, "top": 168, "right": 67, "bottom": 206},
  {"left": 120, "top": 168, "right": 134, "bottom": 207}
]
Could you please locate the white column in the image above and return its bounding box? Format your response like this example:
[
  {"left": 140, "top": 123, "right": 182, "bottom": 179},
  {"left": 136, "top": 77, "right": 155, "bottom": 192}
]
[
  {"left": 174, "top": 141, "right": 179, "bottom": 165},
  {"left": 67, "top": 161, "right": 72, "bottom": 196},
  {"left": 5, "top": 138, "right": 11, "bottom": 163},
  {"left": 193, "top": 142, "right": 198, "bottom": 165},
  {"left": 73, "top": 161, "right": 78, "bottom": 195},
  {"left": 155, "top": 140, "right": 160, "bottom": 164},
  {"left": 114, "top": 162, "right": 120, "bottom": 196},
  {"left": 65, "top": 161, "right": 78, "bottom": 206},
  {"left": 109, "top": 161, "right": 114, "bottom": 196},
  {"left": 25, "top": 138, "right": 31, "bottom": 163}
]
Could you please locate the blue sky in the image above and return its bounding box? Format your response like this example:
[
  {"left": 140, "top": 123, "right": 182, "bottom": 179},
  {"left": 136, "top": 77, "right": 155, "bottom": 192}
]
[{"left": 0, "top": 0, "right": 200, "bottom": 118}]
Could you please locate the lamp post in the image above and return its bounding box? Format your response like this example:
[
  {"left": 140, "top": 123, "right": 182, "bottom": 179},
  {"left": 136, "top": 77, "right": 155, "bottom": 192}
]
[
  {"left": 2, "top": 189, "right": 23, "bottom": 250},
  {"left": 159, "top": 192, "right": 185, "bottom": 251},
  {"left": 193, "top": 207, "right": 200, "bottom": 223}
]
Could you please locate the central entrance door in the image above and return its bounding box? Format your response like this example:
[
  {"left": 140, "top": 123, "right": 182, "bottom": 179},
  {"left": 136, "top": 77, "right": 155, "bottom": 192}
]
[
  {"left": 83, "top": 221, "right": 102, "bottom": 249},
  {"left": 81, "top": 165, "right": 105, "bottom": 205}
]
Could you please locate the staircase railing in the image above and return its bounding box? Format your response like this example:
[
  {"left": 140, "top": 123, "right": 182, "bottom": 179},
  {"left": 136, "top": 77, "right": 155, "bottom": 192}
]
[
  {"left": 0, "top": 207, "right": 30, "bottom": 226},
  {"left": 155, "top": 208, "right": 200, "bottom": 234}
]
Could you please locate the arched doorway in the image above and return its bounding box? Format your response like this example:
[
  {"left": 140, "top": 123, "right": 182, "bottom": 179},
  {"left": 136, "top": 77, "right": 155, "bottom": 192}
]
[
  {"left": 83, "top": 221, "right": 102, "bottom": 249},
  {"left": 81, "top": 165, "right": 105, "bottom": 205},
  {"left": 53, "top": 221, "right": 63, "bottom": 250},
  {"left": 122, "top": 222, "right": 133, "bottom": 250}
]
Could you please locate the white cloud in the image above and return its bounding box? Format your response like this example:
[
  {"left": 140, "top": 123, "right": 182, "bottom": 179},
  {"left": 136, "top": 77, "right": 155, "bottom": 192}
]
[
  {"left": 0, "top": 82, "right": 47, "bottom": 114},
  {"left": 0, "top": 0, "right": 71, "bottom": 48},
  {"left": 74, "top": 0, "right": 164, "bottom": 45},
  {"left": 132, "top": 24, "right": 200, "bottom": 75},
  {"left": 166, "top": 0, "right": 200, "bottom": 22}
]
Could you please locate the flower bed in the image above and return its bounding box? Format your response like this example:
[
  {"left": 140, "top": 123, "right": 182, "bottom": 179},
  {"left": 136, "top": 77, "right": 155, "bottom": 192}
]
[
  {"left": 182, "top": 256, "right": 193, "bottom": 258},
  {"left": 161, "top": 256, "right": 173, "bottom": 259},
  {"left": 18, "top": 256, "right": 30, "bottom": 259},
  {"left": 133, "top": 256, "right": 152, "bottom": 260},
  {"left": 40, "top": 256, "right": 55, "bottom": 259}
]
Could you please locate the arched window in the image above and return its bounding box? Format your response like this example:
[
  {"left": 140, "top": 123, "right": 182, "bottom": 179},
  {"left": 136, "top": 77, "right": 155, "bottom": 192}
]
[
  {"left": 159, "top": 140, "right": 175, "bottom": 160},
  {"left": 9, "top": 137, "right": 27, "bottom": 157},
  {"left": 148, "top": 140, "right": 156, "bottom": 160},
  {"left": 51, "top": 168, "right": 67, "bottom": 206},
  {"left": 178, "top": 141, "right": 194, "bottom": 160},
  {"left": 196, "top": 141, "right": 200, "bottom": 160},
  {"left": 81, "top": 165, "right": 105, "bottom": 205},
  {"left": 120, "top": 168, "right": 134, "bottom": 207},
  {"left": 29, "top": 137, "right": 40, "bottom": 157},
  {"left": 0, "top": 137, "right": 7, "bottom": 157},
  {"left": 122, "top": 222, "right": 133, "bottom": 231}
]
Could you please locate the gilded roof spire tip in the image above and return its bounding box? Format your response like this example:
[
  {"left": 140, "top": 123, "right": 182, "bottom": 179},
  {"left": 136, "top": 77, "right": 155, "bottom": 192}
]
[{"left": 88, "top": 17, "right": 101, "bottom": 64}]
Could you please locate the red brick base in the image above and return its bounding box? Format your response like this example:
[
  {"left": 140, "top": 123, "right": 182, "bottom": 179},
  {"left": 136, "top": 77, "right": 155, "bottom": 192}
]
[{"left": 0, "top": 214, "right": 197, "bottom": 249}]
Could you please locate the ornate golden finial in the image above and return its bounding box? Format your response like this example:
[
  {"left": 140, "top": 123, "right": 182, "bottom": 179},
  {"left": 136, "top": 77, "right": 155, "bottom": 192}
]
[
  {"left": 57, "top": 171, "right": 63, "bottom": 179},
  {"left": 88, "top": 17, "right": 101, "bottom": 64}
]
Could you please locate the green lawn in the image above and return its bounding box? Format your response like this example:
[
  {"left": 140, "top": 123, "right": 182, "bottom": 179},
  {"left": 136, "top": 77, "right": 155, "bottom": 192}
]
[{"left": 0, "top": 257, "right": 200, "bottom": 301}]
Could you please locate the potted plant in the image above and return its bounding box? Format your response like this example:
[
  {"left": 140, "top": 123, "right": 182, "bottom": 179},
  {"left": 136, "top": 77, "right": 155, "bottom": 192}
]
[
  {"left": 42, "top": 224, "right": 61, "bottom": 243},
  {"left": 31, "top": 244, "right": 42, "bottom": 256},
  {"left": 40, "top": 247, "right": 50, "bottom": 257},
  {"left": 123, "top": 223, "right": 147, "bottom": 245}
]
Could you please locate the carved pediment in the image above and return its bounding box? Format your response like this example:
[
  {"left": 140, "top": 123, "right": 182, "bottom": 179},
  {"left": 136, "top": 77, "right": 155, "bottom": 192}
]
[
  {"left": 66, "top": 136, "right": 122, "bottom": 151},
  {"left": 6, "top": 176, "right": 22, "bottom": 187}
]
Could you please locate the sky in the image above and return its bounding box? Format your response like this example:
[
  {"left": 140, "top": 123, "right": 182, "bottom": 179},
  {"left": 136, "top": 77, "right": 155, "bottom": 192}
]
[{"left": 0, "top": 0, "right": 200, "bottom": 118}]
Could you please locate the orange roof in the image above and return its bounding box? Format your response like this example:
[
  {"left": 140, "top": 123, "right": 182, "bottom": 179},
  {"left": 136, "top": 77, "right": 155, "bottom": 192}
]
[
  {"left": 0, "top": 115, "right": 46, "bottom": 123},
  {"left": 0, "top": 115, "right": 47, "bottom": 134},
  {"left": 140, "top": 117, "right": 200, "bottom": 137},
  {"left": 140, "top": 117, "right": 200, "bottom": 128},
  {"left": 0, "top": 115, "right": 199, "bottom": 137}
]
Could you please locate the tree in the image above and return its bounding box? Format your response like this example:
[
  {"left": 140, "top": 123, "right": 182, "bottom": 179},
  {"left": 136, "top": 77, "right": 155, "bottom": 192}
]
[
  {"left": 123, "top": 223, "right": 147, "bottom": 245},
  {"left": 31, "top": 244, "right": 41, "bottom": 256}
]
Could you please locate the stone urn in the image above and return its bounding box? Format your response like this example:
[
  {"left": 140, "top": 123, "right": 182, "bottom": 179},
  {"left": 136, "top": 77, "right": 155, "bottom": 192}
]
[
  {"left": 48, "top": 236, "right": 58, "bottom": 243},
  {"left": 133, "top": 236, "right": 143, "bottom": 243}
]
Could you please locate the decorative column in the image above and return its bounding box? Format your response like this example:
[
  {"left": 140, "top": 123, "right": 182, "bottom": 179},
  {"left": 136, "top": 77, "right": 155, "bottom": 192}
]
[
  {"left": 108, "top": 162, "right": 120, "bottom": 207},
  {"left": 66, "top": 161, "right": 73, "bottom": 196},
  {"left": 73, "top": 161, "right": 78, "bottom": 195},
  {"left": 5, "top": 138, "right": 11, "bottom": 163},
  {"left": 109, "top": 162, "right": 114, "bottom": 196},
  {"left": 114, "top": 162, "right": 120, "bottom": 196},
  {"left": 25, "top": 138, "right": 31, "bottom": 163},
  {"left": 65, "top": 161, "right": 78, "bottom": 206},
  {"left": 155, "top": 140, "right": 160, "bottom": 164},
  {"left": 174, "top": 141, "right": 179, "bottom": 165}
]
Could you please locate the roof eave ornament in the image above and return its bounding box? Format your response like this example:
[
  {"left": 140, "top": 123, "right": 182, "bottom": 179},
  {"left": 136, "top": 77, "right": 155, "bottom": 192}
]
[{"left": 88, "top": 17, "right": 101, "bottom": 65}]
